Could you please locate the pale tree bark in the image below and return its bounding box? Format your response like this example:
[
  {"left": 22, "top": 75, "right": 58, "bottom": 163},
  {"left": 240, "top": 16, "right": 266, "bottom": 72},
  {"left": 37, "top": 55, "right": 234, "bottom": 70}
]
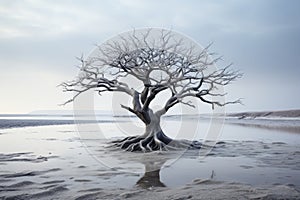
[{"left": 61, "top": 28, "right": 242, "bottom": 152}]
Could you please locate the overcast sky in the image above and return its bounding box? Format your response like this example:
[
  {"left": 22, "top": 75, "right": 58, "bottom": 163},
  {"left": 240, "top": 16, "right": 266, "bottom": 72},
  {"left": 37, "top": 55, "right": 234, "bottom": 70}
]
[{"left": 0, "top": 0, "right": 299, "bottom": 114}]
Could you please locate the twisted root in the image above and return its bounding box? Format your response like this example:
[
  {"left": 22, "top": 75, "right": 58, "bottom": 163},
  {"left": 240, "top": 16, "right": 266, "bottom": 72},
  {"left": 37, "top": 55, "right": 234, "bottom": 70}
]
[{"left": 109, "top": 132, "right": 202, "bottom": 152}]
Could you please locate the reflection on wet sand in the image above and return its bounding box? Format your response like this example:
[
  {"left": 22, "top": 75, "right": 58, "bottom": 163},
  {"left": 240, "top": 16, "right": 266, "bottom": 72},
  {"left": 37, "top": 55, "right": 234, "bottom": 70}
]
[{"left": 136, "top": 159, "right": 167, "bottom": 188}]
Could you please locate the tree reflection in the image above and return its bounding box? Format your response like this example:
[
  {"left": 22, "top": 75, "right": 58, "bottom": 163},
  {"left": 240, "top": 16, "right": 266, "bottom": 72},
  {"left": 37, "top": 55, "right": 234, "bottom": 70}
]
[{"left": 136, "top": 159, "right": 167, "bottom": 188}]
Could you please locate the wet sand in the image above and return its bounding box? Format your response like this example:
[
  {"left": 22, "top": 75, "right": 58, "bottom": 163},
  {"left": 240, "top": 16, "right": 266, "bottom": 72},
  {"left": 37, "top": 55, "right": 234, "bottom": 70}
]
[{"left": 0, "top": 122, "right": 299, "bottom": 199}]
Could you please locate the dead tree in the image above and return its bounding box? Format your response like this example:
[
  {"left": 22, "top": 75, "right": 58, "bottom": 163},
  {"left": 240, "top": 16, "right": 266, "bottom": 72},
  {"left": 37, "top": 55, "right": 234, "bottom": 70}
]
[{"left": 61, "top": 29, "right": 242, "bottom": 152}]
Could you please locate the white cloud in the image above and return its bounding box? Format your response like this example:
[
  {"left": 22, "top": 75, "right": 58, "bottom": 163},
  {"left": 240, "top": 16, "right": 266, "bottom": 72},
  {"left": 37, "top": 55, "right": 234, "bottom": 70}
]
[{"left": 1, "top": 0, "right": 298, "bottom": 39}]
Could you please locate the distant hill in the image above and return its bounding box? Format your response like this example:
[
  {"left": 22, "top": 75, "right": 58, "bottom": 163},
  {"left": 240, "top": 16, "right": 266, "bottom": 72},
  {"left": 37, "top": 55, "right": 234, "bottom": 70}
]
[{"left": 227, "top": 109, "right": 300, "bottom": 119}]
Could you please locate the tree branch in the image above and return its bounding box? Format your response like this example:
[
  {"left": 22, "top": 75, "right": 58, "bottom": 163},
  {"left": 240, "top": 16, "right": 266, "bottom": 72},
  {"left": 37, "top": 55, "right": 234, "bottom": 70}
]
[
  {"left": 61, "top": 28, "right": 242, "bottom": 122},
  {"left": 142, "top": 84, "right": 168, "bottom": 111}
]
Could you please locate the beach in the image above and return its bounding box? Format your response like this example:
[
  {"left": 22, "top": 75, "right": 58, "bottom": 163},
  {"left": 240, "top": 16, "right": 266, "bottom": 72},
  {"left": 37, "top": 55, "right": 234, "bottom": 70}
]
[
  {"left": 2, "top": 0, "right": 300, "bottom": 199},
  {"left": 0, "top": 113, "right": 300, "bottom": 199}
]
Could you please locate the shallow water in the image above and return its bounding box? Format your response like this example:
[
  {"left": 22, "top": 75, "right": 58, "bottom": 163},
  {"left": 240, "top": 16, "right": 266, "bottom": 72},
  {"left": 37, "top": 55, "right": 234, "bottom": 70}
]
[{"left": 0, "top": 118, "right": 299, "bottom": 198}]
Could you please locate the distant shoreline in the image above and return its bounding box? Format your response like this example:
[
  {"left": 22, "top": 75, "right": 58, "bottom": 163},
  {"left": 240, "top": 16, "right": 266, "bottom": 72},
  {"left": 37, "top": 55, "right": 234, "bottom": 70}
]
[
  {"left": 3, "top": 108, "right": 300, "bottom": 118},
  {"left": 0, "top": 109, "right": 299, "bottom": 132},
  {"left": 0, "top": 119, "right": 75, "bottom": 129}
]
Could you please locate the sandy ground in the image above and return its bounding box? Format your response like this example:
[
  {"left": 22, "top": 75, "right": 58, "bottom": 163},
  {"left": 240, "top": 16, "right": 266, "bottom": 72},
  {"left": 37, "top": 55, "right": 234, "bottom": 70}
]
[
  {"left": 71, "top": 181, "right": 300, "bottom": 200},
  {"left": 0, "top": 123, "right": 300, "bottom": 199}
]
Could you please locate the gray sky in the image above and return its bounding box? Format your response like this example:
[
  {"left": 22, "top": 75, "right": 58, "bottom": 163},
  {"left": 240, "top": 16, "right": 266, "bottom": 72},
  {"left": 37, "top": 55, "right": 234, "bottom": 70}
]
[{"left": 0, "top": 0, "right": 299, "bottom": 114}]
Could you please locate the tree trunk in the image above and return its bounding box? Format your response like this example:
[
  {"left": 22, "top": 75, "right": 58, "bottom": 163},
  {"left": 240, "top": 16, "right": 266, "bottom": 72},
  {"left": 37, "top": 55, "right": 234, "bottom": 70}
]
[
  {"left": 111, "top": 109, "right": 172, "bottom": 151},
  {"left": 110, "top": 109, "right": 201, "bottom": 152}
]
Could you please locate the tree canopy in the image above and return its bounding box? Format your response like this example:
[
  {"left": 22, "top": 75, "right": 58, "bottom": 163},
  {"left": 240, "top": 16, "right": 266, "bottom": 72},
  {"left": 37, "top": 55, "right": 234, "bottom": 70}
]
[{"left": 61, "top": 28, "right": 242, "bottom": 151}]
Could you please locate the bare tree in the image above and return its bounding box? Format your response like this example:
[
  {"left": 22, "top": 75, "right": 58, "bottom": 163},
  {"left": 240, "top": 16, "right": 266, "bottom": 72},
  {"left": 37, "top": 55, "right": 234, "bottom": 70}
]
[{"left": 61, "top": 29, "right": 242, "bottom": 152}]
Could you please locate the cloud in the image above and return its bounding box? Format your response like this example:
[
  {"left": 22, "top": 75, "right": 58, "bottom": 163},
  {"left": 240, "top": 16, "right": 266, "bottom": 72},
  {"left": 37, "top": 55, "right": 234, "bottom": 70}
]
[
  {"left": 0, "top": 0, "right": 299, "bottom": 113},
  {"left": 1, "top": 0, "right": 299, "bottom": 40},
  {"left": 0, "top": 0, "right": 115, "bottom": 38}
]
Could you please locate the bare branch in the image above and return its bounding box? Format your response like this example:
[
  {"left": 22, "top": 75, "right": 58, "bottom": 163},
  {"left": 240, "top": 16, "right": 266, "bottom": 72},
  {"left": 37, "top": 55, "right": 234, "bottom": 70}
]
[
  {"left": 197, "top": 96, "right": 243, "bottom": 110},
  {"left": 61, "top": 28, "right": 242, "bottom": 122}
]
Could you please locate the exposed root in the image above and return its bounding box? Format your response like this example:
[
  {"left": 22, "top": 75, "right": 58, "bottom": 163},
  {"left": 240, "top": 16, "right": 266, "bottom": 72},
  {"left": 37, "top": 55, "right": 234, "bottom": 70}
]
[{"left": 109, "top": 132, "right": 202, "bottom": 152}]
